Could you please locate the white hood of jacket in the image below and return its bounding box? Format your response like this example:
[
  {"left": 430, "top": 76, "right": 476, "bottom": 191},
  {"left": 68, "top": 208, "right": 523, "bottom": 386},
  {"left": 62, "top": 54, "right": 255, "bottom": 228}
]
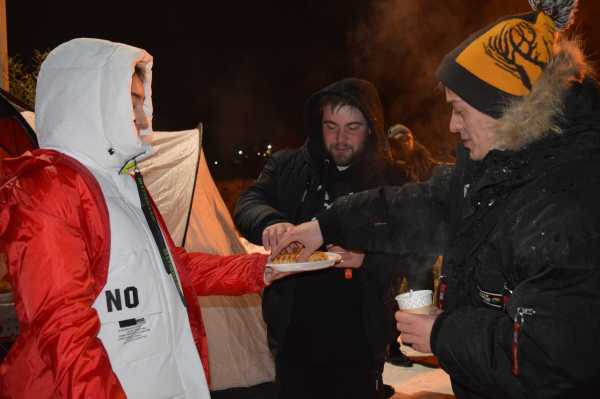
[{"left": 35, "top": 38, "right": 154, "bottom": 172}]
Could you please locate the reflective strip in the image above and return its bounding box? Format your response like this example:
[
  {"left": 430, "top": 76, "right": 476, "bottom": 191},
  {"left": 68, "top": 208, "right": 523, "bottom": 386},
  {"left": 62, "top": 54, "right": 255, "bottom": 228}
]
[{"left": 477, "top": 286, "right": 504, "bottom": 309}]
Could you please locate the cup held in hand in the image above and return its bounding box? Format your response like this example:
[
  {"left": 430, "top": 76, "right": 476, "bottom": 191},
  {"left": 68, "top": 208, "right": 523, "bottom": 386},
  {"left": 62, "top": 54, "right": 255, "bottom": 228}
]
[
  {"left": 395, "top": 289, "right": 434, "bottom": 315},
  {"left": 395, "top": 289, "right": 435, "bottom": 356}
]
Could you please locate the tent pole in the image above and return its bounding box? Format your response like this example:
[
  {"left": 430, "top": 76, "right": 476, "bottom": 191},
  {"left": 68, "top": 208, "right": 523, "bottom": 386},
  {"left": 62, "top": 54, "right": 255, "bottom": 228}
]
[{"left": 0, "top": 0, "right": 8, "bottom": 92}]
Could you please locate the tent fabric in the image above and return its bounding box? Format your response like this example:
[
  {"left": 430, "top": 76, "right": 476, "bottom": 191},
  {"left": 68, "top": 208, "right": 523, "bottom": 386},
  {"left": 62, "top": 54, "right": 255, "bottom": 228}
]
[
  {"left": 0, "top": 88, "right": 32, "bottom": 115},
  {"left": 19, "top": 111, "right": 36, "bottom": 136},
  {"left": 139, "top": 128, "right": 275, "bottom": 391},
  {"left": 138, "top": 130, "right": 199, "bottom": 246},
  {"left": 183, "top": 132, "right": 247, "bottom": 255}
]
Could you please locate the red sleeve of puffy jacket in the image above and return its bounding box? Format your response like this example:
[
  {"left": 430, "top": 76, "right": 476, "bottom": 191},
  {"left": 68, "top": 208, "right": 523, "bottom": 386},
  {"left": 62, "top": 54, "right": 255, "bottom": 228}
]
[
  {"left": 0, "top": 165, "right": 125, "bottom": 398},
  {"left": 174, "top": 248, "right": 267, "bottom": 295},
  {"left": 147, "top": 195, "right": 268, "bottom": 296}
]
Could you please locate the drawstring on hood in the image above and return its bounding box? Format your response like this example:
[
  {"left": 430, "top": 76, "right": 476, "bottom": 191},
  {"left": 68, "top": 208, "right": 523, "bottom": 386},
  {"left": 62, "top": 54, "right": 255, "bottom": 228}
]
[{"left": 35, "top": 38, "right": 154, "bottom": 172}]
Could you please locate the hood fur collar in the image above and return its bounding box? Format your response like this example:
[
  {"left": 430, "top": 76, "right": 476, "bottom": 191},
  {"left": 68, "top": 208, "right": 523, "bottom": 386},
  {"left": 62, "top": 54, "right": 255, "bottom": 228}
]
[{"left": 495, "top": 38, "right": 593, "bottom": 151}]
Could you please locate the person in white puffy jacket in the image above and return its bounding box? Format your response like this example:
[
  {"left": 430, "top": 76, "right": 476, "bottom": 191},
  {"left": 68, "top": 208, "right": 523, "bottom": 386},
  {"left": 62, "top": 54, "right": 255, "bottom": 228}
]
[{"left": 0, "top": 38, "right": 289, "bottom": 399}]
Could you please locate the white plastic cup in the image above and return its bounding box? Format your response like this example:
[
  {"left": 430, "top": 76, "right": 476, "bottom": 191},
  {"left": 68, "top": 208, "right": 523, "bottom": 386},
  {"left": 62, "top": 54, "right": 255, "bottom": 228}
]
[
  {"left": 395, "top": 289, "right": 434, "bottom": 315},
  {"left": 395, "top": 289, "right": 435, "bottom": 356}
]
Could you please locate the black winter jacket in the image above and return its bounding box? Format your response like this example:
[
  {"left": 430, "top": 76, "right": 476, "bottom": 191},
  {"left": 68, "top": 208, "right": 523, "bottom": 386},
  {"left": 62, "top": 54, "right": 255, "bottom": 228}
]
[
  {"left": 234, "top": 78, "right": 413, "bottom": 368},
  {"left": 317, "top": 49, "right": 600, "bottom": 397}
]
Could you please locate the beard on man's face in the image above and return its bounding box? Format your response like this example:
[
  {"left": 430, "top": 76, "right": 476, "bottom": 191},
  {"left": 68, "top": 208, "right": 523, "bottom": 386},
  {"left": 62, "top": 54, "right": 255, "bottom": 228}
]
[{"left": 327, "top": 143, "right": 363, "bottom": 166}]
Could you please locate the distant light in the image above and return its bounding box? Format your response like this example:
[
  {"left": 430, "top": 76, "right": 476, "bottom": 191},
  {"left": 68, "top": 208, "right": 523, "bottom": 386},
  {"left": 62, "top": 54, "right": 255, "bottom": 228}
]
[
  {"left": 267, "top": 144, "right": 272, "bottom": 150},
  {"left": 238, "top": 150, "right": 243, "bottom": 155},
  {"left": 214, "top": 161, "right": 219, "bottom": 165},
  {"left": 257, "top": 152, "right": 261, "bottom": 156}
]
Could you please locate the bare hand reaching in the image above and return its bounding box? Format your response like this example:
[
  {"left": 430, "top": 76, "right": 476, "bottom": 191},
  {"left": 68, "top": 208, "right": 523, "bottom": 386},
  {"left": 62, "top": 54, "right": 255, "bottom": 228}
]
[
  {"left": 328, "top": 245, "right": 364, "bottom": 269},
  {"left": 262, "top": 222, "right": 294, "bottom": 251},
  {"left": 271, "top": 220, "right": 324, "bottom": 261}
]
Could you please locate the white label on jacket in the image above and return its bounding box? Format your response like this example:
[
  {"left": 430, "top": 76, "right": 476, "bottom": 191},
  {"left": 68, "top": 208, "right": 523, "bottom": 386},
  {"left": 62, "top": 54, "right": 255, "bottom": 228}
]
[{"left": 117, "top": 317, "right": 149, "bottom": 344}]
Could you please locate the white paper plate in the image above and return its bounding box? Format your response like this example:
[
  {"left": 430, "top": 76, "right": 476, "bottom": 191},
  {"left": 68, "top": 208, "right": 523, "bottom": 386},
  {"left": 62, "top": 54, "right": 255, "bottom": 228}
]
[{"left": 267, "top": 252, "right": 341, "bottom": 272}]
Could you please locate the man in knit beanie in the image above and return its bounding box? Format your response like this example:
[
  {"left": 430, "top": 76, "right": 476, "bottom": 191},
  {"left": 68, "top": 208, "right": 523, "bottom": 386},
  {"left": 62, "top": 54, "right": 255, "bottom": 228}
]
[{"left": 272, "top": 1, "right": 600, "bottom": 397}]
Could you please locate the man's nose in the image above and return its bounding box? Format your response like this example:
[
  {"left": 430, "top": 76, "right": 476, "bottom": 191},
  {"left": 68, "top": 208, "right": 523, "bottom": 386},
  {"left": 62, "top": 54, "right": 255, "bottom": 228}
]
[
  {"left": 449, "top": 114, "right": 461, "bottom": 134},
  {"left": 337, "top": 129, "right": 350, "bottom": 143}
]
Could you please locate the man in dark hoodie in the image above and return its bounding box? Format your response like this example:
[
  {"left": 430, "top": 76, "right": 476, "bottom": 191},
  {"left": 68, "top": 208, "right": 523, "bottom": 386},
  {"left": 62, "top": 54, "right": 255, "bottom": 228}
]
[{"left": 234, "top": 78, "right": 408, "bottom": 399}]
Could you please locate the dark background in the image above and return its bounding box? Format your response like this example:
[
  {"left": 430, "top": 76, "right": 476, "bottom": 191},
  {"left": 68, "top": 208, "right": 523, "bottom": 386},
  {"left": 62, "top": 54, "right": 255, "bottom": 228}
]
[{"left": 7, "top": 0, "right": 600, "bottom": 179}]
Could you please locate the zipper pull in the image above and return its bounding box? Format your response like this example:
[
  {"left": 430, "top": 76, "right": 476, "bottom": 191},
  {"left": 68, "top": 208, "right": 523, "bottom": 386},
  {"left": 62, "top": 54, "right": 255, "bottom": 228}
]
[
  {"left": 512, "top": 311, "right": 521, "bottom": 376},
  {"left": 512, "top": 307, "right": 536, "bottom": 376},
  {"left": 503, "top": 283, "right": 513, "bottom": 310},
  {"left": 437, "top": 275, "right": 448, "bottom": 310},
  {"left": 300, "top": 189, "right": 308, "bottom": 202}
]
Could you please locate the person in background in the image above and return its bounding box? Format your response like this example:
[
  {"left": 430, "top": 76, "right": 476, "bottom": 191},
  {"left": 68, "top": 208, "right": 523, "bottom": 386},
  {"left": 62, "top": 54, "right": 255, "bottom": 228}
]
[
  {"left": 388, "top": 123, "right": 443, "bottom": 182},
  {"left": 386, "top": 123, "right": 442, "bottom": 367}
]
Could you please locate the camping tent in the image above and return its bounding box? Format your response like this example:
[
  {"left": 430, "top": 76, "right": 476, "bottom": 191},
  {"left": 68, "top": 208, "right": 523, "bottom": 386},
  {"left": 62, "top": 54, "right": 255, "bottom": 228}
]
[{"left": 2, "top": 112, "right": 275, "bottom": 390}]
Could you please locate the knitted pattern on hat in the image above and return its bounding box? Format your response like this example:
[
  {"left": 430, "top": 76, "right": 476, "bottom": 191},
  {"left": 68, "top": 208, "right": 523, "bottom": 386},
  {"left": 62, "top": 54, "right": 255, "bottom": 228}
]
[{"left": 436, "top": 0, "right": 579, "bottom": 118}]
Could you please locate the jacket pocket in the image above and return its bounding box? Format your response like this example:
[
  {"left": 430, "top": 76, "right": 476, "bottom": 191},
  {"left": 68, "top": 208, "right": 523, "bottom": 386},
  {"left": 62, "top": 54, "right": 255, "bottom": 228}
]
[{"left": 93, "top": 248, "right": 170, "bottom": 365}]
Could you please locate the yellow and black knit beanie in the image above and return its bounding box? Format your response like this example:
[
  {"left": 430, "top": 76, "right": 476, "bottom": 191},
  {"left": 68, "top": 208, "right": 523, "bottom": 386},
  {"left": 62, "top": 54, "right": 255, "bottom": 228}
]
[{"left": 436, "top": 0, "right": 578, "bottom": 118}]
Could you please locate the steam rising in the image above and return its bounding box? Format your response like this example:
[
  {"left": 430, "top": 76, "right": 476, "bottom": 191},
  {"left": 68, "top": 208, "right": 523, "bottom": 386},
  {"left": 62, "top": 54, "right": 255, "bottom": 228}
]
[{"left": 349, "top": 0, "right": 536, "bottom": 159}]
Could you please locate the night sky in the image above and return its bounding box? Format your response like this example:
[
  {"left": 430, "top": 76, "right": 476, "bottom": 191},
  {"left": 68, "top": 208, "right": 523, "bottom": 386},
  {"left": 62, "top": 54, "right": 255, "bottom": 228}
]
[{"left": 7, "top": 0, "right": 600, "bottom": 178}]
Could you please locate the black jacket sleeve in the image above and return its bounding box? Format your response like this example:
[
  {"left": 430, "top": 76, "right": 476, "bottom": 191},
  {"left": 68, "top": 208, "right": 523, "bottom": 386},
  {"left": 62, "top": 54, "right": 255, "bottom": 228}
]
[
  {"left": 234, "top": 153, "right": 290, "bottom": 245},
  {"left": 317, "top": 164, "right": 454, "bottom": 256}
]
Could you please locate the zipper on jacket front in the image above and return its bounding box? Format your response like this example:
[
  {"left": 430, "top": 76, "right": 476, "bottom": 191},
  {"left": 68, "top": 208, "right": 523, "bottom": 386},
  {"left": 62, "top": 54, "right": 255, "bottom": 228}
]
[
  {"left": 502, "top": 283, "right": 513, "bottom": 310},
  {"left": 512, "top": 306, "right": 536, "bottom": 376},
  {"left": 133, "top": 168, "right": 186, "bottom": 307},
  {"left": 437, "top": 274, "right": 448, "bottom": 310}
]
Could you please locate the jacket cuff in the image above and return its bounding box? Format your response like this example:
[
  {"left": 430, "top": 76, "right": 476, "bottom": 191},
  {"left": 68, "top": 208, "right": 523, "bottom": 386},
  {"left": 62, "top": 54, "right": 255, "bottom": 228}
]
[
  {"left": 430, "top": 309, "right": 452, "bottom": 355},
  {"left": 316, "top": 207, "right": 342, "bottom": 245},
  {"left": 253, "top": 253, "right": 269, "bottom": 289}
]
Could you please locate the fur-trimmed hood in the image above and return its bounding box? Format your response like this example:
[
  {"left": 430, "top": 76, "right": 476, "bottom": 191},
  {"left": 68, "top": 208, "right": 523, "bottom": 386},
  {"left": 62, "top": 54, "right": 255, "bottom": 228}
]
[{"left": 495, "top": 38, "right": 597, "bottom": 151}]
